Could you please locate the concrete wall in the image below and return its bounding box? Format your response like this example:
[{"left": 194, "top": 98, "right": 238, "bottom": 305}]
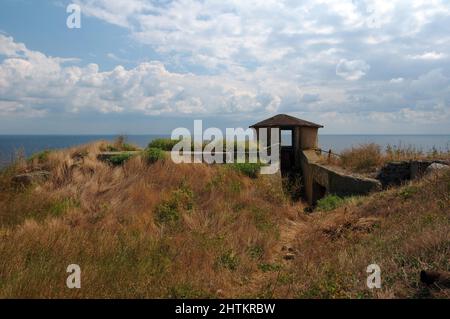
[
  {"left": 377, "top": 159, "right": 450, "bottom": 187},
  {"left": 299, "top": 127, "right": 319, "bottom": 150},
  {"left": 301, "top": 150, "right": 381, "bottom": 205}
]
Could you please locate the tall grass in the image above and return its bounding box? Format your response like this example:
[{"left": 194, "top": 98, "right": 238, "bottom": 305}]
[
  {"left": 1, "top": 140, "right": 448, "bottom": 298},
  {"left": 333, "top": 143, "right": 450, "bottom": 173},
  {"left": 276, "top": 170, "right": 450, "bottom": 298},
  {"left": 0, "top": 141, "right": 295, "bottom": 298}
]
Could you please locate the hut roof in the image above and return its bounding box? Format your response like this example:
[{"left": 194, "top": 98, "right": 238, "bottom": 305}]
[{"left": 250, "top": 114, "right": 323, "bottom": 129}]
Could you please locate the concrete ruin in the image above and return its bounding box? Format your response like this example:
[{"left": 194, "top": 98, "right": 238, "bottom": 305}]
[{"left": 250, "top": 114, "right": 381, "bottom": 205}]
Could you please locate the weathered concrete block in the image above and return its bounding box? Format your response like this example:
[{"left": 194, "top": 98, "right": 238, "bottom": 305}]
[
  {"left": 378, "top": 160, "right": 450, "bottom": 187},
  {"left": 12, "top": 171, "right": 51, "bottom": 186},
  {"left": 327, "top": 170, "right": 382, "bottom": 197}
]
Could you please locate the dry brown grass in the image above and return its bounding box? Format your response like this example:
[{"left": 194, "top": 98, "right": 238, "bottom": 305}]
[
  {"left": 0, "top": 141, "right": 449, "bottom": 298},
  {"left": 253, "top": 170, "right": 450, "bottom": 298},
  {"left": 0, "top": 142, "right": 300, "bottom": 298},
  {"left": 322, "top": 143, "right": 450, "bottom": 174}
]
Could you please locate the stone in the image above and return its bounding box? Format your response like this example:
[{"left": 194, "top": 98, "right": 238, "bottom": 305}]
[
  {"left": 425, "top": 162, "right": 450, "bottom": 175},
  {"left": 283, "top": 253, "right": 295, "bottom": 260},
  {"left": 12, "top": 171, "right": 51, "bottom": 186}
]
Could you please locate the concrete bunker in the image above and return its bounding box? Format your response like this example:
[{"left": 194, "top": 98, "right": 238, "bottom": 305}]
[{"left": 250, "top": 114, "right": 381, "bottom": 205}]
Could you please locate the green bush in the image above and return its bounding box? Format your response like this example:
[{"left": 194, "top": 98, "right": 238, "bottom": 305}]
[
  {"left": 316, "top": 195, "right": 345, "bottom": 211},
  {"left": 148, "top": 138, "right": 181, "bottom": 151},
  {"left": 29, "top": 150, "right": 51, "bottom": 162},
  {"left": 155, "top": 200, "right": 180, "bottom": 225},
  {"left": 107, "top": 152, "right": 134, "bottom": 166},
  {"left": 154, "top": 186, "right": 193, "bottom": 226},
  {"left": 228, "top": 163, "right": 263, "bottom": 178},
  {"left": 144, "top": 147, "right": 166, "bottom": 164},
  {"left": 105, "top": 143, "right": 137, "bottom": 152}
]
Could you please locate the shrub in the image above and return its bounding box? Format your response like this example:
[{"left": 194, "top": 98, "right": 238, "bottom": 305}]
[
  {"left": 155, "top": 200, "right": 180, "bottom": 225},
  {"left": 229, "top": 163, "right": 263, "bottom": 178},
  {"left": 316, "top": 194, "right": 345, "bottom": 211},
  {"left": 107, "top": 152, "right": 134, "bottom": 166},
  {"left": 154, "top": 186, "right": 193, "bottom": 226},
  {"left": 148, "top": 138, "right": 180, "bottom": 151},
  {"left": 144, "top": 147, "right": 166, "bottom": 164}
]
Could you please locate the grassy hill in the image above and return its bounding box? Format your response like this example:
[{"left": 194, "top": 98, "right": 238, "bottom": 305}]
[{"left": 0, "top": 140, "right": 448, "bottom": 298}]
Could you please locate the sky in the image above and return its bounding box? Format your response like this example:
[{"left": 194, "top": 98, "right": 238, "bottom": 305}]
[{"left": 0, "top": 0, "right": 450, "bottom": 134}]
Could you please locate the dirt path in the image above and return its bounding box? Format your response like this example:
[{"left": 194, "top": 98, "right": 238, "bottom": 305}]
[{"left": 240, "top": 214, "right": 309, "bottom": 298}]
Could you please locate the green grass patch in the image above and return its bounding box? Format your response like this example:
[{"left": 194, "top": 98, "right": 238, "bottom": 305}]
[
  {"left": 143, "top": 147, "right": 166, "bottom": 164},
  {"left": 316, "top": 194, "right": 345, "bottom": 211},
  {"left": 154, "top": 185, "right": 194, "bottom": 226},
  {"left": 258, "top": 263, "right": 282, "bottom": 272},
  {"left": 107, "top": 152, "right": 135, "bottom": 166},
  {"left": 28, "top": 150, "right": 51, "bottom": 162},
  {"left": 228, "top": 163, "right": 263, "bottom": 178},
  {"left": 398, "top": 185, "right": 419, "bottom": 199},
  {"left": 148, "top": 138, "right": 181, "bottom": 151},
  {"left": 48, "top": 198, "right": 80, "bottom": 217},
  {"left": 217, "top": 250, "right": 239, "bottom": 271},
  {"left": 247, "top": 245, "right": 264, "bottom": 260}
]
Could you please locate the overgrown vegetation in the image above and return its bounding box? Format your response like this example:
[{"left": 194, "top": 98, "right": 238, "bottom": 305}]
[
  {"left": 340, "top": 143, "right": 383, "bottom": 173},
  {"left": 107, "top": 152, "right": 136, "bottom": 166},
  {"left": 0, "top": 140, "right": 449, "bottom": 298},
  {"left": 148, "top": 138, "right": 181, "bottom": 151},
  {"left": 316, "top": 195, "right": 346, "bottom": 211},
  {"left": 228, "top": 163, "right": 264, "bottom": 178},
  {"left": 144, "top": 147, "right": 166, "bottom": 164},
  {"left": 101, "top": 135, "right": 140, "bottom": 152},
  {"left": 279, "top": 171, "right": 450, "bottom": 299},
  {"left": 0, "top": 141, "right": 294, "bottom": 298},
  {"left": 324, "top": 143, "right": 450, "bottom": 174}
]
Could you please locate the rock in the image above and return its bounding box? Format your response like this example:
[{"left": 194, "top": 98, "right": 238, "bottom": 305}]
[
  {"left": 283, "top": 253, "right": 295, "bottom": 260},
  {"left": 215, "top": 289, "right": 225, "bottom": 297},
  {"left": 281, "top": 245, "right": 295, "bottom": 253},
  {"left": 12, "top": 171, "right": 51, "bottom": 186},
  {"left": 420, "top": 270, "right": 450, "bottom": 288},
  {"left": 425, "top": 163, "right": 450, "bottom": 175}
]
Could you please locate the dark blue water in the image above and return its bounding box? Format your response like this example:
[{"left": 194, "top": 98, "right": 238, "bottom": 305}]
[{"left": 1, "top": 134, "right": 449, "bottom": 168}]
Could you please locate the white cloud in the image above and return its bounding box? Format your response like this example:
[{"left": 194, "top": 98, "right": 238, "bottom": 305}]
[
  {"left": 408, "top": 51, "right": 447, "bottom": 60},
  {"left": 0, "top": 35, "right": 284, "bottom": 116},
  {"left": 390, "top": 77, "right": 404, "bottom": 83},
  {"left": 336, "top": 59, "right": 370, "bottom": 80},
  {"left": 2, "top": 0, "right": 450, "bottom": 132}
]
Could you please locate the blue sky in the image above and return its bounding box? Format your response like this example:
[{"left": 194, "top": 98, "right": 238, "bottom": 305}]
[{"left": 0, "top": 0, "right": 450, "bottom": 134}]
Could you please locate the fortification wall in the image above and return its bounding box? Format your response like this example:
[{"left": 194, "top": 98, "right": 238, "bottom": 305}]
[{"left": 300, "top": 150, "right": 382, "bottom": 205}]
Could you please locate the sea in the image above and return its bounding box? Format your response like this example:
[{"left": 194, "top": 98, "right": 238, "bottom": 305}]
[{"left": 1, "top": 134, "right": 450, "bottom": 168}]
